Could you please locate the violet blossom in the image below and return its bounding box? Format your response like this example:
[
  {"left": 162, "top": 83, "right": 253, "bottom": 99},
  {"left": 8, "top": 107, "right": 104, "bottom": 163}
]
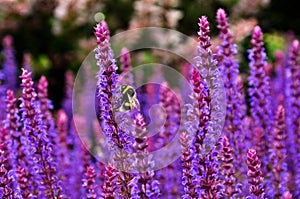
[
  {"left": 269, "top": 105, "right": 288, "bottom": 197},
  {"left": 102, "top": 165, "right": 117, "bottom": 199},
  {"left": 246, "top": 148, "right": 265, "bottom": 198},
  {"left": 4, "top": 90, "right": 21, "bottom": 172},
  {"left": 219, "top": 136, "right": 241, "bottom": 198},
  {"left": 186, "top": 16, "right": 224, "bottom": 199},
  {"left": 247, "top": 26, "right": 273, "bottom": 171},
  {"left": 119, "top": 47, "right": 134, "bottom": 86},
  {"left": 180, "top": 131, "right": 197, "bottom": 198},
  {"left": 82, "top": 166, "right": 98, "bottom": 199},
  {"left": 130, "top": 113, "right": 160, "bottom": 199},
  {"left": 216, "top": 8, "right": 246, "bottom": 174},
  {"left": 94, "top": 20, "right": 132, "bottom": 150},
  {"left": 287, "top": 39, "right": 300, "bottom": 196},
  {"left": 0, "top": 71, "right": 6, "bottom": 121},
  {"left": 1, "top": 35, "right": 17, "bottom": 91},
  {"left": 0, "top": 127, "right": 18, "bottom": 198},
  {"left": 19, "top": 69, "right": 63, "bottom": 198}
]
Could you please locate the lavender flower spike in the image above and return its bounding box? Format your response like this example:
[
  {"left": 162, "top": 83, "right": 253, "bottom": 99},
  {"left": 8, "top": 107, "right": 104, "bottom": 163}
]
[
  {"left": 216, "top": 8, "right": 244, "bottom": 153},
  {"left": 95, "top": 20, "right": 131, "bottom": 150},
  {"left": 20, "top": 69, "right": 64, "bottom": 198},
  {"left": 4, "top": 90, "right": 21, "bottom": 170},
  {"left": 216, "top": 10, "right": 247, "bottom": 186},
  {"left": 288, "top": 39, "right": 300, "bottom": 197},
  {"left": 188, "top": 16, "right": 224, "bottom": 198},
  {"left": 246, "top": 148, "right": 265, "bottom": 198},
  {"left": 119, "top": 47, "right": 134, "bottom": 85},
  {"left": 198, "top": 16, "right": 211, "bottom": 51},
  {"left": 180, "top": 131, "right": 197, "bottom": 198},
  {"left": 247, "top": 26, "right": 273, "bottom": 168},
  {"left": 220, "top": 136, "right": 240, "bottom": 198},
  {"left": 195, "top": 16, "right": 226, "bottom": 154},
  {"left": 82, "top": 166, "right": 98, "bottom": 199},
  {"left": 0, "top": 71, "right": 6, "bottom": 121},
  {"left": 288, "top": 40, "right": 300, "bottom": 140},
  {"left": 269, "top": 105, "right": 288, "bottom": 198},
  {"left": 95, "top": 21, "right": 134, "bottom": 198},
  {"left": 130, "top": 113, "right": 160, "bottom": 199},
  {"left": 1, "top": 35, "right": 17, "bottom": 91},
  {"left": 0, "top": 126, "right": 18, "bottom": 198},
  {"left": 101, "top": 165, "right": 117, "bottom": 199}
]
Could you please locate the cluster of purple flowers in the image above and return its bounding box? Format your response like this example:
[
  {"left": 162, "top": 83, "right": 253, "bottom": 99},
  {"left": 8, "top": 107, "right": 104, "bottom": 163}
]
[{"left": 1, "top": 8, "right": 300, "bottom": 199}]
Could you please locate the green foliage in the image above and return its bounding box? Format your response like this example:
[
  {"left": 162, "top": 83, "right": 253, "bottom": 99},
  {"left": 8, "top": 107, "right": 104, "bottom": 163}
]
[{"left": 264, "top": 33, "right": 286, "bottom": 62}]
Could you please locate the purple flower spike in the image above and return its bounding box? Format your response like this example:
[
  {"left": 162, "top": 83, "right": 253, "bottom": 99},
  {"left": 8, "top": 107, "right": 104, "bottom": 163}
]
[
  {"left": 251, "top": 127, "right": 265, "bottom": 164},
  {"left": 0, "top": 162, "right": 14, "bottom": 198},
  {"left": 3, "top": 90, "right": 22, "bottom": 193},
  {"left": 0, "top": 126, "right": 18, "bottom": 198},
  {"left": 62, "top": 70, "right": 74, "bottom": 124},
  {"left": 5, "top": 90, "right": 20, "bottom": 133},
  {"left": 189, "top": 69, "right": 223, "bottom": 198},
  {"left": 195, "top": 15, "right": 225, "bottom": 154},
  {"left": 246, "top": 148, "right": 265, "bottom": 198},
  {"left": 156, "top": 82, "right": 180, "bottom": 149},
  {"left": 188, "top": 16, "right": 224, "bottom": 198},
  {"left": 1, "top": 35, "right": 17, "bottom": 91},
  {"left": 82, "top": 166, "right": 98, "bottom": 199},
  {"left": 56, "top": 109, "right": 73, "bottom": 197},
  {"left": 102, "top": 165, "right": 117, "bottom": 199},
  {"left": 95, "top": 21, "right": 136, "bottom": 198},
  {"left": 20, "top": 69, "right": 64, "bottom": 198},
  {"left": 37, "top": 76, "right": 53, "bottom": 129},
  {"left": 0, "top": 71, "right": 7, "bottom": 121},
  {"left": 4, "top": 90, "right": 21, "bottom": 162},
  {"left": 57, "top": 110, "right": 69, "bottom": 149},
  {"left": 95, "top": 21, "right": 132, "bottom": 150},
  {"left": 190, "top": 67, "right": 210, "bottom": 157},
  {"left": 216, "top": 8, "right": 245, "bottom": 173},
  {"left": 133, "top": 113, "right": 148, "bottom": 151},
  {"left": 198, "top": 16, "right": 211, "bottom": 51},
  {"left": 216, "top": 9, "right": 230, "bottom": 36},
  {"left": 22, "top": 53, "right": 32, "bottom": 72},
  {"left": 37, "top": 76, "right": 61, "bottom": 172},
  {"left": 247, "top": 25, "right": 273, "bottom": 169},
  {"left": 120, "top": 48, "right": 131, "bottom": 72},
  {"left": 180, "top": 131, "right": 197, "bottom": 198},
  {"left": 19, "top": 69, "right": 36, "bottom": 124},
  {"left": 269, "top": 105, "right": 288, "bottom": 197},
  {"left": 287, "top": 40, "right": 300, "bottom": 188},
  {"left": 220, "top": 136, "right": 240, "bottom": 197},
  {"left": 130, "top": 113, "right": 160, "bottom": 199},
  {"left": 119, "top": 47, "right": 134, "bottom": 85},
  {"left": 272, "top": 51, "right": 285, "bottom": 107}
]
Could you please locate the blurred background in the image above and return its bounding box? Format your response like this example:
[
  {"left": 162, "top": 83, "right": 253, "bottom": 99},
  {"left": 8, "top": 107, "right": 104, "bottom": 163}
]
[{"left": 0, "top": 0, "right": 299, "bottom": 109}]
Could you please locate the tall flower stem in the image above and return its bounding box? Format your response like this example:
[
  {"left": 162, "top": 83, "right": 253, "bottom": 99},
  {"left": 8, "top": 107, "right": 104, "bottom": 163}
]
[
  {"left": 187, "top": 16, "right": 224, "bottom": 198},
  {"left": 130, "top": 113, "right": 160, "bottom": 199},
  {"left": 20, "top": 69, "right": 63, "bottom": 198},
  {"left": 1, "top": 35, "right": 17, "bottom": 91},
  {"left": 247, "top": 26, "right": 273, "bottom": 170},
  {"left": 270, "top": 105, "right": 288, "bottom": 198},
  {"left": 246, "top": 149, "right": 265, "bottom": 198},
  {"left": 287, "top": 40, "right": 300, "bottom": 196},
  {"left": 216, "top": 8, "right": 246, "bottom": 174}
]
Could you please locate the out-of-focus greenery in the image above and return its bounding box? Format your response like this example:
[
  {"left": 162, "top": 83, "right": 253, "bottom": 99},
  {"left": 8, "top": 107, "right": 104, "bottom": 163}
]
[
  {"left": 264, "top": 33, "right": 286, "bottom": 62},
  {"left": 0, "top": 0, "right": 299, "bottom": 108}
]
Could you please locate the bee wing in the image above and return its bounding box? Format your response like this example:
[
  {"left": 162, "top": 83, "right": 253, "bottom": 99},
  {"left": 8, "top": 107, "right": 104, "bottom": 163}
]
[{"left": 133, "top": 98, "right": 140, "bottom": 111}]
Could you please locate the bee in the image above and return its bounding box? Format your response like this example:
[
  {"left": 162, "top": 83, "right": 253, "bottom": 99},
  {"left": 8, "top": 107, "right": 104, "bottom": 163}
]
[{"left": 114, "top": 85, "right": 140, "bottom": 112}]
